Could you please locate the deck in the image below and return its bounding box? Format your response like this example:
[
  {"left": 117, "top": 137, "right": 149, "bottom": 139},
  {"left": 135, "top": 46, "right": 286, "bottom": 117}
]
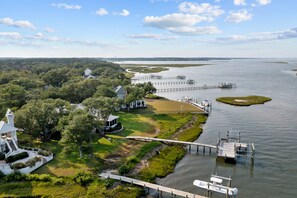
[{"left": 99, "top": 173, "right": 206, "bottom": 198}]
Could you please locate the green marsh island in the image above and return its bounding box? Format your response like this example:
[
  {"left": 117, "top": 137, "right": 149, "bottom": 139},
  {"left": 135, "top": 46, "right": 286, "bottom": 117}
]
[
  {"left": 216, "top": 95, "right": 272, "bottom": 106},
  {"left": 121, "top": 64, "right": 209, "bottom": 73}
]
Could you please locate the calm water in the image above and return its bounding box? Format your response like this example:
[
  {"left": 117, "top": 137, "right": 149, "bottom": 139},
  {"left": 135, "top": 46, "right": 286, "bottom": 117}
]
[{"left": 132, "top": 59, "right": 297, "bottom": 198}]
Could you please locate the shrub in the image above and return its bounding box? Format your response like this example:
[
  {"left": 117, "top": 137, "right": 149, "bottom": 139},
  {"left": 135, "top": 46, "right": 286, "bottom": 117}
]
[
  {"left": 4, "top": 172, "right": 27, "bottom": 182},
  {"left": 0, "top": 152, "right": 5, "bottom": 160},
  {"left": 26, "top": 156, "right": 42, "bottom": 167},
  {"left": 5, "top": 152, "right": 29, "bottom": 163},
  {"left": 0, "top": 170, "right": 5, "bottom": 179},
  {"left": 37, "top": 150, "right": 52, "bottom": 157},
  {"left": 52, "top": 177, "right": 65, "bottom": 185},
  {"left": 27, "top": 174, "right": 52, "bottom": 182},
  {"left": 73, "top": 172, "right": 95, "bottom": 186},
  {"left": 11, "top": 162, "right": 27, "bottom": 169}
]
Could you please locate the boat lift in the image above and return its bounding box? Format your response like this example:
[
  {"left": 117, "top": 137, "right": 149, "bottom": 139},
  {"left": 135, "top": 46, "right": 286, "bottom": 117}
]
[{"left": 193, "top": 174, "right": 238, "bottom": 198}]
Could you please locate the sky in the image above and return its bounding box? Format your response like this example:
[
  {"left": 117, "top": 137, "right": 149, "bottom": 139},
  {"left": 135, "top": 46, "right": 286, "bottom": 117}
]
[{"left": 0, "top": 0, "right": 297, "bottom": 58}]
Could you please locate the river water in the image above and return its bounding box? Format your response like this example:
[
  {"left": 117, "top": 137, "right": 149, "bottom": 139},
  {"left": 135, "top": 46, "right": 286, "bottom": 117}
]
[{"left": 127, "top": 59, "right": 297, "bottom": 198}]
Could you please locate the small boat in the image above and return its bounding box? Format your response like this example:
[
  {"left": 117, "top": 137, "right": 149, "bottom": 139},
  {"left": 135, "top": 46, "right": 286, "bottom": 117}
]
[
  {"left": 176, "top": 75, "right": 186, "bottom": 79},
  {"left": 186, "top": 79, "right": 195, "bottom": 84}
]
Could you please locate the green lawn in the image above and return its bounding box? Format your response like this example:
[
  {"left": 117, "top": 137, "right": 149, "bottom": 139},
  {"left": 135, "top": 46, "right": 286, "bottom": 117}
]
[{"left": 216, "top": 95, "right": 272, "bottom": 106}]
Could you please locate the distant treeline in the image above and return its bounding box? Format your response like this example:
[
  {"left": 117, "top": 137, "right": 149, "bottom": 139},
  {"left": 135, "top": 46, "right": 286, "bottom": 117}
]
[{"left": 102, "top": 57, "right": 232, "bottom": 62}]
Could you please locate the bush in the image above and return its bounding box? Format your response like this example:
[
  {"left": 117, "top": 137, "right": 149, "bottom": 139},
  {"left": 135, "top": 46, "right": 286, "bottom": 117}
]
[
  {"left": 0, "top": 170, "right": 5, "bottom": 179},
  {"left": 73, "top": 172, "right": 95, "bottom": 186},
  {"left": 26, "top": 156, "right": 42, "bottom": 167},
  {"left": 5, "top": 152, "right": 29, "bottom": 163},
  {"left": 38, "top": 149, "right": 52, "bottom": 156},
  {"left": 27, "top": 174, "right": 52, "bottom": 182},
  {"left": 0, "top": 152, "right": 5, "bottom": 160},
  {"left": 4, "top": 172, "right": 27, "bottom": 182},
  {"left": 11, "top": 162, "right": 27, "bottom": 169}
]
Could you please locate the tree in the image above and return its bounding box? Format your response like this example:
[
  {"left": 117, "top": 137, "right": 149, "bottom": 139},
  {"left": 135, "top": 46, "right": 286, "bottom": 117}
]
[
  {"left": 59, "top": 110, "right": 96, "bottom": 158},
  {"left": 93, "top": 85, "right": 117, "bottom": 98},
  {"left": 125, "top": 85, "right": 144, "bottom": 106},
  {"left": 0, "top": 84, "right": 26, "bottom": 117},
  {"left": 15, "top": 99, "right": 71, "bottom": 140},
  {"left": 82, "top": 97, "right": 119, "bottom": 121},
  {"left": 136, "top": 82, "right": 156, "bottom": 95}
]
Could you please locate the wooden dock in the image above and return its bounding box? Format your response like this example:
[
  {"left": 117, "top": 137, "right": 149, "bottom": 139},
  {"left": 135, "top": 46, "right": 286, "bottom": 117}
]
[
  {"left": 126, "top": 136, "right": 216, "bottom": 153},
  {"left": 99, "top": 173, "right": 206, "bottom": 198},
  {"left": 156, "top": 83, "right": 236, "bottom": 93}
]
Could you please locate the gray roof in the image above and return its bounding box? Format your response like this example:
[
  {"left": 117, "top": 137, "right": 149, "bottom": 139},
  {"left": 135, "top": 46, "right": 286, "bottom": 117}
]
[
  {"left": 0, "top": 121, "right": 17, "bottom": 134},
  {"left": 115, "top": 86, "right": 126, "bottom": 95},
  {"left": 107, "top": 115, "right": 119, "bottom": 122}
]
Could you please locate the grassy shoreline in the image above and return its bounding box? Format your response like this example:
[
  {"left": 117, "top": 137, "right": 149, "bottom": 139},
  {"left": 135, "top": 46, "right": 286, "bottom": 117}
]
[
  {"left": 1, "top": 99, "right": 207, "bottom": 197},
  {"left": 216, "top": 95, "right": 272, "bottom": 106}
]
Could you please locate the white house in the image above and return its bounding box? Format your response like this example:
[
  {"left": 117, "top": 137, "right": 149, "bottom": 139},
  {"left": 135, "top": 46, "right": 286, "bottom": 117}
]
[
  {"left": 0, "top": 109, "right": 19, "bottom": 158},
  {"left": 83, "top": 68, "right": 95, "bottom": 79},
  {"left": 104, "top": 115, "right": 119, "bottom": 131}
]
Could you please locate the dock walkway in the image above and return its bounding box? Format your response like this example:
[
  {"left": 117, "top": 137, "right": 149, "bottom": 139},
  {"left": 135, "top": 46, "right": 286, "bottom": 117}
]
[
  {"left": 99, "top": 173, "right": 205, "bottom": 198},
  {"left": 126, "top": 136, "right": 216, "bottom": 153}
]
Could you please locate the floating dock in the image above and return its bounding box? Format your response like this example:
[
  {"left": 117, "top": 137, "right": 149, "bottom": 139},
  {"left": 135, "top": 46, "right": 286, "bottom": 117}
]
[{"left": 99, "top": 173, "right": 206, "bottom": 198}]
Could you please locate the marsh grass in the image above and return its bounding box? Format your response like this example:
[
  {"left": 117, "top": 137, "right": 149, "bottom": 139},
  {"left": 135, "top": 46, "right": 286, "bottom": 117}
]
[{"left": 216, "top": 95, "right": 272, "bottom": 106}]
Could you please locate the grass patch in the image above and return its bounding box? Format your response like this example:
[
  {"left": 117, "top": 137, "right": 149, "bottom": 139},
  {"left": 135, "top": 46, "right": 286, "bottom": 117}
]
[
  {"left": 0, "top": 177, "right": 143, "bottom": 198},
  {"left": 216, "top": 95, "right": 272, "bottom": 106},
  {"left": 139, "top": 146, "right": 186, "bottom": 182},
  {"left": 145, "top": 99, "right": 204, "bottom": 114},
  {"left": 176, "top": 115, "right": 207, "bottom": 142},
  {"left": 138, "top": 114, "right": 208, "bottom": 182},
  {"left": 125, "top": 66, "right": 168, "bottom": 73}
]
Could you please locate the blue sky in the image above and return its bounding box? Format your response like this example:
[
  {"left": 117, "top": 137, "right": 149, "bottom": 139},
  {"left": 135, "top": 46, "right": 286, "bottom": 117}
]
[{"left": 0, "top": 0, "right": 296, "bottom": 57}]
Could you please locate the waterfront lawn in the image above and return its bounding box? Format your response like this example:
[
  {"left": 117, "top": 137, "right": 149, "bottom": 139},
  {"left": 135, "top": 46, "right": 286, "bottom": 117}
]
[
  {"left": 145, "top": 99, "right": 203, "bottom": 114},
  {"left": 216, "top": 95, "right": 272, "bottom": 106}
]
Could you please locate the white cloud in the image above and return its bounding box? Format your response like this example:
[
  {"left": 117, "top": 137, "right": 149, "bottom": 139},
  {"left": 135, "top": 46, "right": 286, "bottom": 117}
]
[
  {"left": 179, "top": 2, "right": 224, "bottom": 17},
  {"left": 233, "top": 0, "right": 246, "bottom": 6},
  {"left": 226, "top": 10, "right": 252, "bottom": 23},
  {"left": 51, "top": 3, "right": 81, "bottom": 10},
  {"left": 144, "top": 13, "right": 212, "bottom": 28},
  {"left": 96, "top": 8, "right": 108, "bottom": 16},
  {"left": 126, "top": 33, "right": 179, "bottom": 40},
  {"left": 45, "top": 27, "right": 55, "bottom": 33},
  {"left": 200, "top": 27, "right": 297, "bottom": 43},
  {"left": 256, "top": 0, "right": 271, "bottom": 5},
  {"left": 144, "top": 13, "right": 220, "bottom": 35},
  {"left": 116, "top": 9, "right": 130, "bottom": 16},
  {"left": 0, "top": 17, "right": 35, "bottom": 30},
  {"left": 0, "top": 32, "right": 22, "bottom": 39},
  {"left": 214, "top": 0, "right": 221, "bottom": 2}
]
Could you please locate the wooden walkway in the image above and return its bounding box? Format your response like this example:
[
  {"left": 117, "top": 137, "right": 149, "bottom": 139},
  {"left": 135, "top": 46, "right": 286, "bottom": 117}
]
[
  {"left": 156, "top": 84, "right": 235, "bottom": 93},
  {"left": 132, "top": 76, "right": 182, "bottom": 81},
  {"left": 126, "top": 136, "right": 216, "bottom": 153},
  {"left": 99, "top": 173, "right": 205, "bottom": 198}
]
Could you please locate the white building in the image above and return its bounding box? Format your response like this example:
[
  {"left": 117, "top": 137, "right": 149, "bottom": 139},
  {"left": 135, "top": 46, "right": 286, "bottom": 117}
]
[
  {"left": 0, "top": 109, "right": 19, "bottom": 158},
  {"left": 83, "top": 68, "right": 95, "bottom": 79}
]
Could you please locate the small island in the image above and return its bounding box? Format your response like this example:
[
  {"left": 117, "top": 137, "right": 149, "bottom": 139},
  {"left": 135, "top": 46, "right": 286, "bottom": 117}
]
[
  {"left": 121, "top": 64, "right": 209, "bottom": 73},
  {"left": 216, "top": 95, "right": 272, "bottom": 106}
]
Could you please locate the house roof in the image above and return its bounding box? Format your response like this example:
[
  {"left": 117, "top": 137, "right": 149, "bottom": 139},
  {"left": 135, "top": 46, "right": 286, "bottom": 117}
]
[
  {"left": 115, "top": 86, "right": 126, "bottom": 95},
  {"left": 107, "top": 115, "right": 119, "bottom": 122},
  {"left": 84, "top": 68, "right": 92, "bottom": 76},
  {"left": 0, "top": 121, "right": 17, "bottom": 134}
]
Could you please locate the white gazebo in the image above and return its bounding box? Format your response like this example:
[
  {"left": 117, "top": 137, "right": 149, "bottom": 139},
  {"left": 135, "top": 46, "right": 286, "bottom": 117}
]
[
  {"left": 104, "top": 115, "right": 119, "bottom": 131},
  {"left": 0, "top": 109, "right": 19, "bottom": 157}
]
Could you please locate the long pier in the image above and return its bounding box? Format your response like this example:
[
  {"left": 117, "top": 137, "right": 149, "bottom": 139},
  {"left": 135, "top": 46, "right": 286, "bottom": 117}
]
[
  {"left": 99, "top": 173, "right": 206, "bottom": 198},
  {"left": 156, "top": 83, "right": 236, "bottom": 93},
  {"left": 132, "top": 76, "right": 183, "bottom": 81},
  {"left": 126, "top": 136, "right": 216, "bottom": 153}
]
